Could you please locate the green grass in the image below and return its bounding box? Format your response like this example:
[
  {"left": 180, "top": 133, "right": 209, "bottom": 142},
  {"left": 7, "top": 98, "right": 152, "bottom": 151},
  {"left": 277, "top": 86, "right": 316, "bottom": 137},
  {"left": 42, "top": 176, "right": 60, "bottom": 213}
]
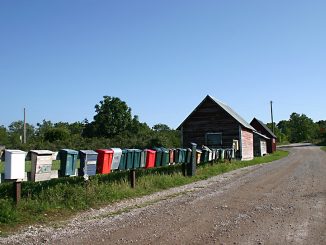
[
  {"left": 321, "top": 146, "right": 326, "bottom": 152},
  {"left": 0, "top": 150, "right": 288, "bottom": 234}
]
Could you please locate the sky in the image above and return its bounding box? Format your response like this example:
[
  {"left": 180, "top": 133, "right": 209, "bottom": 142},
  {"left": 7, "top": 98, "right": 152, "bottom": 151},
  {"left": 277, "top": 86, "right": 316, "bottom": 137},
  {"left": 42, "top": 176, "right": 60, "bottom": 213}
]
[{"left": 0, "top": 0, "right": 325, "bottom": 129}]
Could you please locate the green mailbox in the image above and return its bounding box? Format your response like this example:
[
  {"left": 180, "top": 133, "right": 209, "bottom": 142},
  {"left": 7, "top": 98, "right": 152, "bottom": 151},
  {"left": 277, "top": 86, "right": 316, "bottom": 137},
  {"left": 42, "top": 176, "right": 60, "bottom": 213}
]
[
  {"left": 126, "top": 149, "right": 142, "bottom": 169},
  {"left": 133, "top": 149, "right": 142, "bottom": 169},
  {"left": 186, "top": 148, "right": 192, "bottom": 163},
  {"left": 59, "top": 149, "right": 78, "bottom": 177},
  {"left": 161, "top": 148, "right": 169, "bottom": 166},
  {"left": 154, "top": 148, "right": 162, "bottom": 167},
  {"left": 119, "top": 149, "right": 127, "bottom": 170}
]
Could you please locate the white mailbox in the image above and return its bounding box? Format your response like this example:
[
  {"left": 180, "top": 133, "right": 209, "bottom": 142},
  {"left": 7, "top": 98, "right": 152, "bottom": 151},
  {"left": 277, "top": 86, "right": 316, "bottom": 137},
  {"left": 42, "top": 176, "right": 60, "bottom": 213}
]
[
  {"left": 110, "top": 148, "right": 122, "bottom": 170},
  {"left": 5, "top": 150, "right": 26, "bottom": 180},
  {"left": 30, "top": 150, "right": 53, "bottom": 182}
]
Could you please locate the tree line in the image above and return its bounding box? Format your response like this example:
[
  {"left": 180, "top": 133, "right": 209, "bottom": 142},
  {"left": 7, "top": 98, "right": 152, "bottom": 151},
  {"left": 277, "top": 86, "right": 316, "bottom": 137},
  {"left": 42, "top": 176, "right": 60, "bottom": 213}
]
[
  {"left": 267, "top": 113, "right": 326, "bottom": 144},
  {"left": 0, "top": 96, "right": 180, "bottom": 151},
  {"left": 0, "top": 96, "right": 325, "bottom": 151}
]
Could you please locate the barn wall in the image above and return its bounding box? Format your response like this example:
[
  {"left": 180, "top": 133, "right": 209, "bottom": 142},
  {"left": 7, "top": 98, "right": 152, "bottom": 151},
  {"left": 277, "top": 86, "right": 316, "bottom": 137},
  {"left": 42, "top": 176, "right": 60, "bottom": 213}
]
[
  {"left": 181, "top": 98, "right": 240, "bottom": 148},
  {"left": 250, "top": 119, "right": 276, "bottom": 153},
  {"left": 253, "top": 133, "right": 267, "bottom": 156},
  {"left": 253, "top": 133, "right": 262, "bottom": 156},
  {"left": 272, "top": 138, "right": 276, "bottom": 152},
  {"left": 241, "top": 128, "right": 253, "bottom": 160}
]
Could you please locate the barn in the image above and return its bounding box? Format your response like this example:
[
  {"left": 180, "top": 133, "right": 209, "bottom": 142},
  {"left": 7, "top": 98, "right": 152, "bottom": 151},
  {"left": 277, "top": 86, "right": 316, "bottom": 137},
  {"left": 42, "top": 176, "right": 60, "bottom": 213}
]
[
  {"left": 250, "top": 118, "right": 277, "bottom": 153},
  {"left": 253, "top": 131, "right": 269, "bottom": 156},
  {"left": 177, "top": 95, "right": 254, "bottom": 161}
]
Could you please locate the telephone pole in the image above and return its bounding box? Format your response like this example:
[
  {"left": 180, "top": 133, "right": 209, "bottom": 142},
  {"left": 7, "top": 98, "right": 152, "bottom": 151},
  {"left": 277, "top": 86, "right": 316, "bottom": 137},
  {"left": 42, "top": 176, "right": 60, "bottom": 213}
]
[
  {"left": 23, "top": 108, "right": 26, "bottom": 144},
  {"left": 270, "top": 101, "right": 274, "bottom": 134}
]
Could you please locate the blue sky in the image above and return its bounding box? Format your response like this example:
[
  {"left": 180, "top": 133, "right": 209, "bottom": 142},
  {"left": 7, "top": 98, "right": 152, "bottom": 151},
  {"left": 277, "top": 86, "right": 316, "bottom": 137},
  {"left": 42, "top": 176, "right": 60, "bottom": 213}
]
[{"left": 1, "top": 0, "right": 325, "bottom": 129}]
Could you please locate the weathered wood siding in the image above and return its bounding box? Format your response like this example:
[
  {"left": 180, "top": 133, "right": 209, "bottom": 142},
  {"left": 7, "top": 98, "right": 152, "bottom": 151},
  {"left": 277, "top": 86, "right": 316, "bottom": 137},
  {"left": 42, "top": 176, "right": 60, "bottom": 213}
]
[
  {"left": 241, "top": 128, "right": 253, "bottom": 160},
  {"left": 181, "top": 98, "right": 240, "bottom": 148},
  {"left": 250, "top": 119, "right": 276, "bottom": 153},
  {"left": 253, "top": 133, "right": 267, "bottom": 157}
]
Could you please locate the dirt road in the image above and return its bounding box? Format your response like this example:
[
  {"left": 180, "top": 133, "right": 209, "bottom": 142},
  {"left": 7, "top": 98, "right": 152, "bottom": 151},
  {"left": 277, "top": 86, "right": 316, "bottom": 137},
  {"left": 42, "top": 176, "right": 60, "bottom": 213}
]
[{"left": 2, "top": 144, "right": 325, "bottom": 244}]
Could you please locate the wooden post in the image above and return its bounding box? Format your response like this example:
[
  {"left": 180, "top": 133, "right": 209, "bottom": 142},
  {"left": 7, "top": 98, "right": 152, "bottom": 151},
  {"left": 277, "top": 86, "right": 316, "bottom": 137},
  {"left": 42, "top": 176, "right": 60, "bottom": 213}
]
[
  {"left": 23, "top": 108, "right": 26, "bottom": 144},
  {"left": 130, "top": 170, "right": 136, "bottom": 188},
  {"left": 270, "top": 101, "right": 274, "bottom": 134},
  {"left": 187, "top": 143, "right": 197, "bottom": 177},
  {"left": 14, "top": 181, "right": 22, "bottom": 205},
  {"left": 182, "top": 161, "right": 186, "bottom": 176}
]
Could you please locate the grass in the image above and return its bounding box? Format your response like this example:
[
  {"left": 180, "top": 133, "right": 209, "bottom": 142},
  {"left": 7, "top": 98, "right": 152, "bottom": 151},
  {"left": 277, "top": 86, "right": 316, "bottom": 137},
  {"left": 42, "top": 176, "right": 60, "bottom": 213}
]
[
  {"left": 0, "top": 150, "right": 288, "bottom": 234},
  {"left": 321, "top": 146, "right": 326, "bottom": 152}
]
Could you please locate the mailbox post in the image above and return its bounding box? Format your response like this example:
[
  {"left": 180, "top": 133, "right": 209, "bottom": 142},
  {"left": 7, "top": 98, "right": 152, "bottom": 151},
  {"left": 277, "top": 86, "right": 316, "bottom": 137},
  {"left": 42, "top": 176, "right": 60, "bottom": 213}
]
[{"left": 187, "top": 143, "right": 197, "bottom": 177}]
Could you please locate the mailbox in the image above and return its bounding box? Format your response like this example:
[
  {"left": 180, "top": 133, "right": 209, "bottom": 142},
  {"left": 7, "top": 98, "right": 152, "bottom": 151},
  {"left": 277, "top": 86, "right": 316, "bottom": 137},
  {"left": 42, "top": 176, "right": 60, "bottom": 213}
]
[
  {"left": 118, "top": 149, "right": 127, "bottom": 170},
  {"left": 144, "top": 149, "right": 156, "bottom": 168},
  {"left": 169, "top": 149, "right": 175, "bottom": 165},
  {"left": 5, "top": 150, "right": 26, "bottom": 180},
  {"left": 110, "top": 148, "right": 122, "bottom": 170},
  {"left": 96, "top": 149, "right": 114, "bottom": 174},
  {"left": 79, "top": 150, "right": 98, "bottom": 176},
  {"left": 30, "top": 150, "right": 53, "bottom": 182},
  {"left": 59, "top": 149, "right": 78, "bottom": 177}
]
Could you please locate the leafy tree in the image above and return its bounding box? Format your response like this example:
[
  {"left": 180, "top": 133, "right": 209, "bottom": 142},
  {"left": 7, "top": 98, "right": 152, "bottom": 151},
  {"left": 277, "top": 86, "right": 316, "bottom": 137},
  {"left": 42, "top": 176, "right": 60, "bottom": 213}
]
[
  {"left": 316, "top": 120, "right": 326, "bottom": 142},
  {"left": 83, "top": 96, "right": 132, "bottom": 138},
  {"left": 152, "top": 123, "right": 171, "bottom": 131},
  {"left": 0, "top": 125, "right": 9, "bottom": 146},
  {"left": 288, "top": 113, "right": 317, "bottom": 142},
  {"left": 68, "top": 122, "right": 85, "bottom": 135},
  {"left": 8, "top": 120, "right": 35, "bottom": 144},
  {"left": 128, "top": 115, "right": 151, "bottom": 135},
  {"left": 266, "top": 123, "right": 288, "bottom": 143},
  {"left": 44, "top": 128, "right": 70, "bottom": 142},
  {"left": 36, "top": 120, "right": 54, "bottom": 138}
]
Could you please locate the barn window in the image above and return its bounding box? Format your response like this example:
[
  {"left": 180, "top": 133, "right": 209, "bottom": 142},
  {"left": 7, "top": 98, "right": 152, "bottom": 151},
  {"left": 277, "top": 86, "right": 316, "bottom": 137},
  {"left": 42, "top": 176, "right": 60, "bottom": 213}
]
[{"left": 205, "top": 133, "right": 222, "bottom": 147}]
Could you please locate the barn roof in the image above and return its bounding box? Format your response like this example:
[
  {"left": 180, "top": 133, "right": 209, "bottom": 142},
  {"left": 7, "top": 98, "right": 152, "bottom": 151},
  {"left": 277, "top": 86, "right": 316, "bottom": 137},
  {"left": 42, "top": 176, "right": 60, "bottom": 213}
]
[
  {"left": 177, "top": 95, "right": 255, "bottom": 131},
  {"left": 253, "top": 131, "right": 270, "bottom": 140},
  {"left": 251, "top": 118, "right": 277, "bottom": 138}
]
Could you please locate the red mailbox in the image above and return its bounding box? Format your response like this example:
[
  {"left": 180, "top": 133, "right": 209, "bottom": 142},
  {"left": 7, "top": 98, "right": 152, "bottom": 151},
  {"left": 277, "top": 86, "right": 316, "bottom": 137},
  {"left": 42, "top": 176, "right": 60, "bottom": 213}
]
[
  {"left": 145, "top": 149, "right": 156, "bottom": 168},
  {"left": 96, "top": 149, "right": 114, "bottom": 174}
]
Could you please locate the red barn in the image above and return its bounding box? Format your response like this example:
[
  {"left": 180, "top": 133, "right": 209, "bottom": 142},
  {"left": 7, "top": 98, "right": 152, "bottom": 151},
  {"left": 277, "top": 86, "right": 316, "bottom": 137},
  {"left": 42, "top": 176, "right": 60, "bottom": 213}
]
[
  {"left": 250, "top": 118, "right": 277, "bottom": 153},
  {"left": 177, "top": 95, "right": 254, "bottom": 161}
]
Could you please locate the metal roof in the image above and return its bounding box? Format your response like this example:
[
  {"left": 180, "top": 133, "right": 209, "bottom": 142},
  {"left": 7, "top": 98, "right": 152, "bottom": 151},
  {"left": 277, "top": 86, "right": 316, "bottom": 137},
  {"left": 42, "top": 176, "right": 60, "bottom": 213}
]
[
  {"left": 251, "top": 118, "right": 277, "bottom": 138},
  {"left": 253, "top": 131, "right": 270, "bottom": 140},
  {"left": 177, "top": 95, "right": 255, "bottom": 131}
]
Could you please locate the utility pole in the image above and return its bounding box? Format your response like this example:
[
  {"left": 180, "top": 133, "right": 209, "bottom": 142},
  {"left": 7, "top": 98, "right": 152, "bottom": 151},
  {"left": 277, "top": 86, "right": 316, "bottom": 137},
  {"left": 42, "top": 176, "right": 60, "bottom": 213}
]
[
  {"left": 23, "top": 108, "right": 26, "bottom": 144},
  {"left": 270, "top": 101, "right": 274, "bottom": 134}
]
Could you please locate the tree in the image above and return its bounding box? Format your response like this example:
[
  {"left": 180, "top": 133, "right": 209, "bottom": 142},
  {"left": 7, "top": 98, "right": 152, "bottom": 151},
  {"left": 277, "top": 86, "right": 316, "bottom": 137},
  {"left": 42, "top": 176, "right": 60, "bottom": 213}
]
[
  {"left": 152, "top": 123, "right": 171, "bottom": 131},
  {"left": 0, "top": 125, "right": 9, "bottom": 146},
  {"left": 8, "top": 120, "right": 35, "bottom": 143},
  {"left": 288, "top": 113, "right": 317, "bottom": 142},
  {"left": 83, "top": 96, "right": 133, "bottom": 138},
  {"left": 36, "top": 120, "right": 54, "bottom": 138},
  {"left": 316, "top": 120, "right": 326, "bottom": 142},
  {"left": 266, "top": 123, "right": 288, "bottom": 143},
  {"left": 44, "top": 128, "right": 70, "bottom": 142}
]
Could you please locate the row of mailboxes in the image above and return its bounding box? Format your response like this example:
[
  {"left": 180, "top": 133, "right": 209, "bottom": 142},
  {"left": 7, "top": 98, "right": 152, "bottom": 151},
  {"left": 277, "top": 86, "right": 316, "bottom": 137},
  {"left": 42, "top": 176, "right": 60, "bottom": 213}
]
[
  {"left": 2, "top": 147, "right": 234, "bottom": 183},
  {"left": 4, "top": 149, "right": 55, "bottom": 181}
]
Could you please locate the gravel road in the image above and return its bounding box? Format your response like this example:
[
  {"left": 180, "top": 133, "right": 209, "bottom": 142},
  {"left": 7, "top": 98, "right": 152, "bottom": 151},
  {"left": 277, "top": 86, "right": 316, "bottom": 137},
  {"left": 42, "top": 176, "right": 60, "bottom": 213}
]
[{"left": 1, "top": 143, "right": 325, "bottom": 245}]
